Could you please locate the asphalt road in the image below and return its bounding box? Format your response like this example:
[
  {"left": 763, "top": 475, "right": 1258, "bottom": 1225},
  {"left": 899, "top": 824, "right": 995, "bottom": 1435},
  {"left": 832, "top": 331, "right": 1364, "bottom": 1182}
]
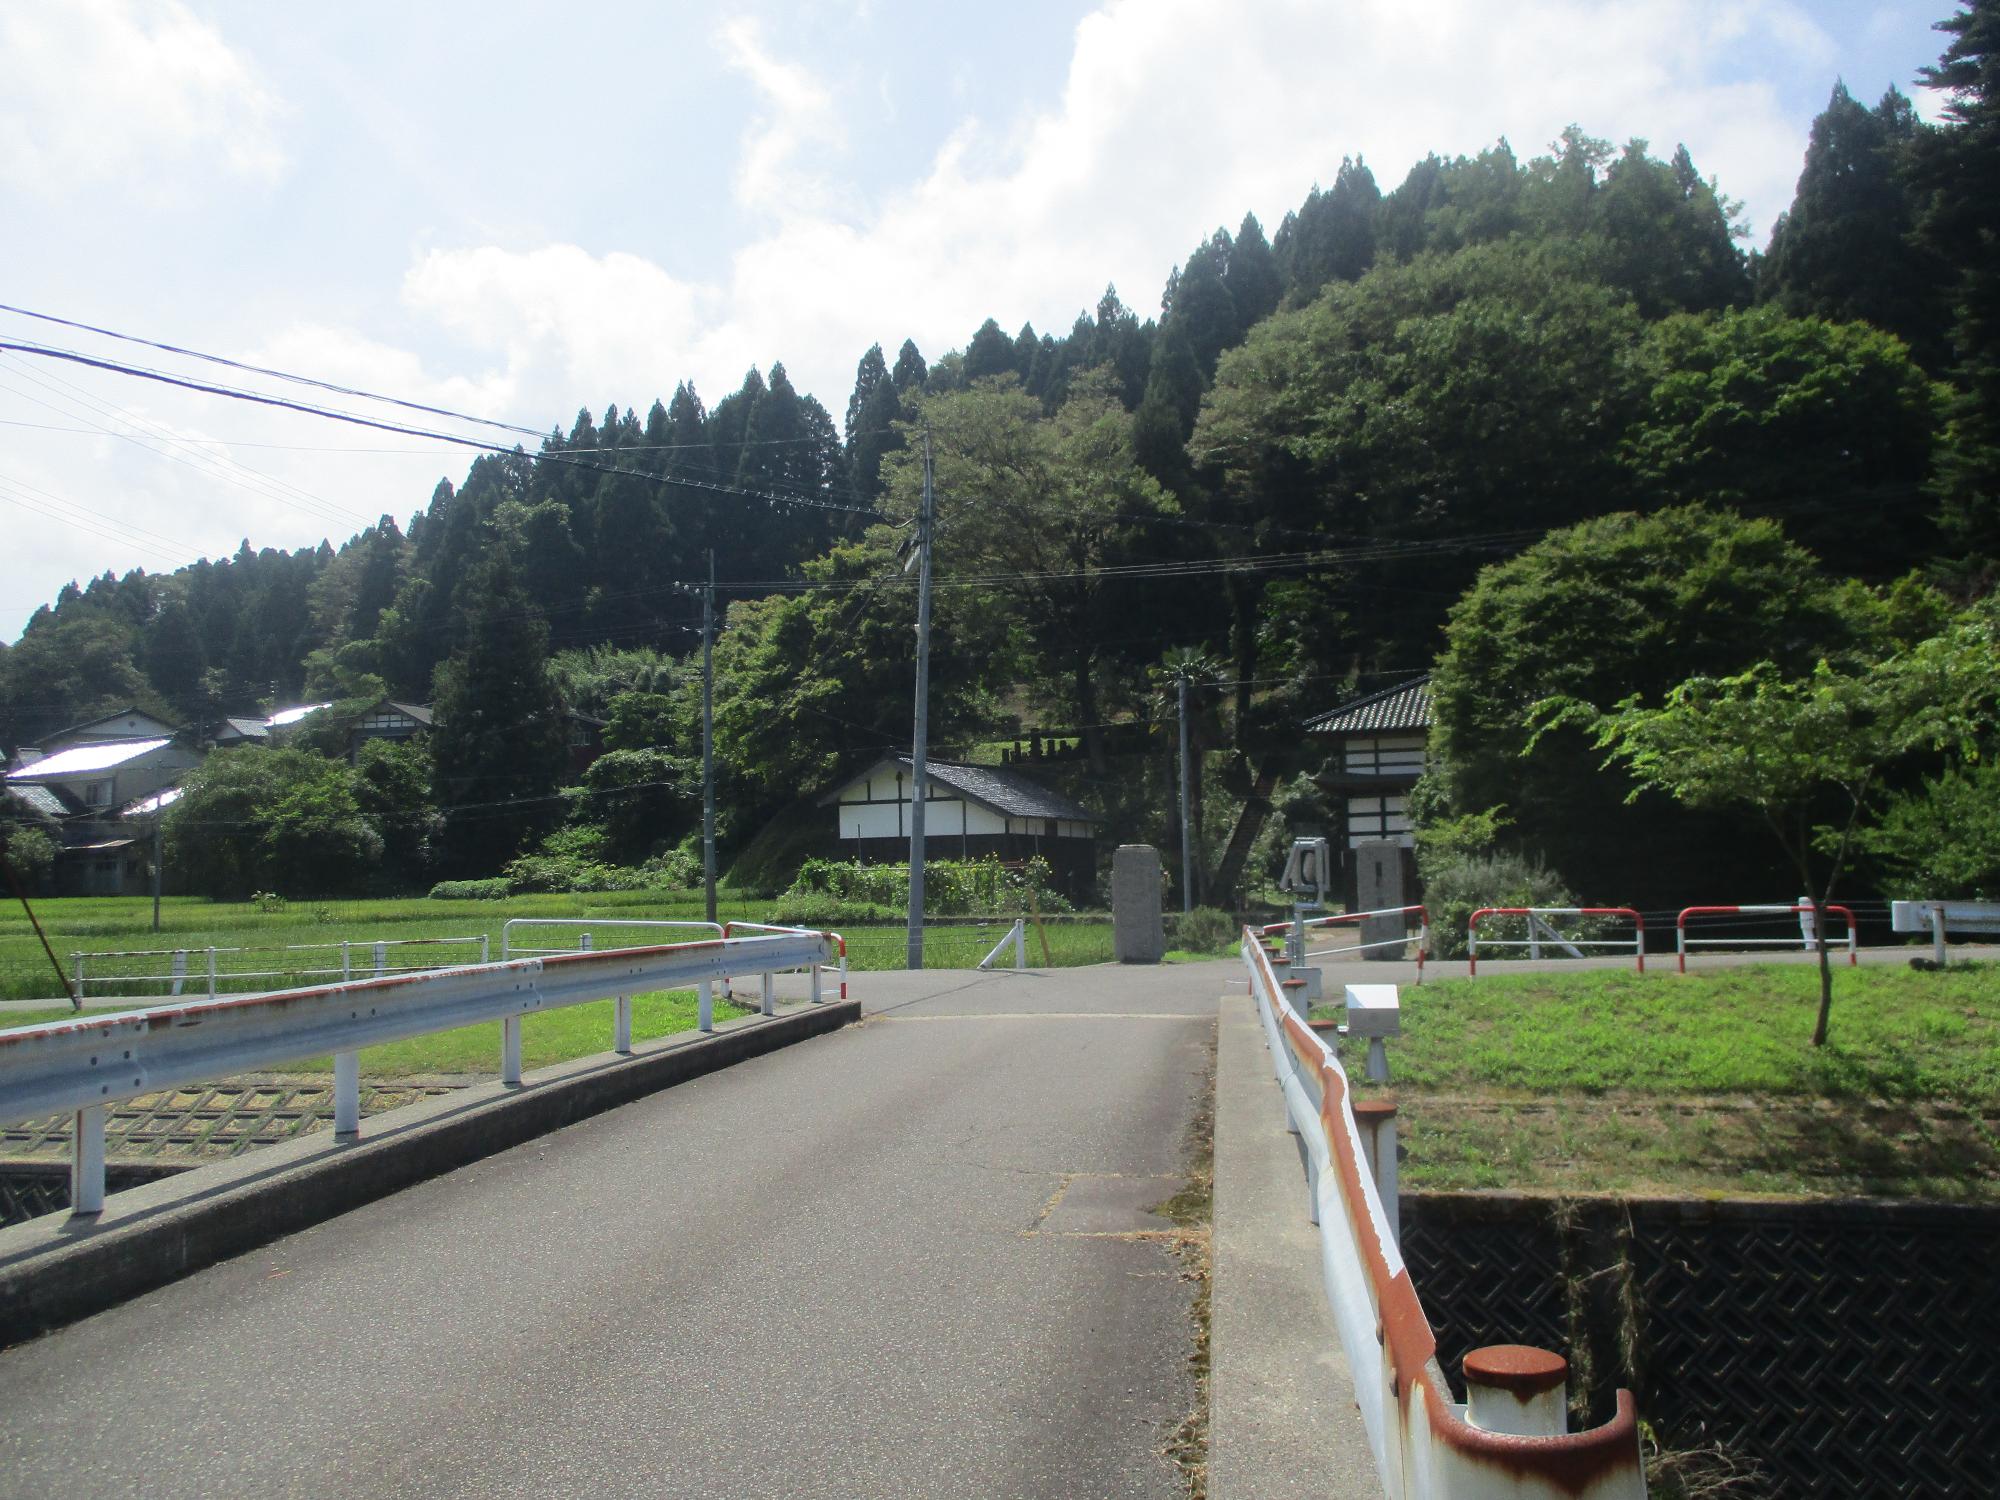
[{"left": 0, "top": 961, "right": 1229, "bottom": 1500}]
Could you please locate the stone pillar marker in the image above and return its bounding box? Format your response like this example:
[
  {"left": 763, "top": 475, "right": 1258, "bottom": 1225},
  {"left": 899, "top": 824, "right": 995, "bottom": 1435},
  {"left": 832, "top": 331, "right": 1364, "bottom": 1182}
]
[
  {"left": 1354, "top": 840, "right": 1408, "bottom": 960},
  {"left": 1112, "top": 845, "right": 1165, "bottom": 964}
]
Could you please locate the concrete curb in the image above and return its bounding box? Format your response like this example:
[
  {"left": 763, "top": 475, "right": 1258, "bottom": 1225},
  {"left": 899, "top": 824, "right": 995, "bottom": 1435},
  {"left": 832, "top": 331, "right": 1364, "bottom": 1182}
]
[
  {"left": 1209, "top": 993, "right": 1380, "bottom": 1499},
  {"left": 0, "top": 999, "right": 859, "bottom": 1344}
]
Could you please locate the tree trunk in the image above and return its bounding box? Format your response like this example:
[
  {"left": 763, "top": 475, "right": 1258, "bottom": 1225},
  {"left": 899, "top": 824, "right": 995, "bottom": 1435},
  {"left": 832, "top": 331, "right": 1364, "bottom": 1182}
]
[
  {"left": 1212, "top": 753, "right": 1293, "bottom": 904},
  {"left": 1073, "top": 648, "right": 1106, "bottom": 774}
]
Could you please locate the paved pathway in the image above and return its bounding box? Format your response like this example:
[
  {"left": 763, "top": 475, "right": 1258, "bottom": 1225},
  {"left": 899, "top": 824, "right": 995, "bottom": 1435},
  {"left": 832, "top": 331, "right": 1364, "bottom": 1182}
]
[{"left": 0, "top": 962, "right": 1229, "bottom": 1500}]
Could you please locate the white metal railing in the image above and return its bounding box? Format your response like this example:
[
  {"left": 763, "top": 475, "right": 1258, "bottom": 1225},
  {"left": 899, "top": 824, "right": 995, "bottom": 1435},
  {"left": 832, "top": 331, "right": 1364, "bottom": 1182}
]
[
  {"left": 2, "top": 928, "right": 837, "bottom": 1219},
  {"left": 1242, "top": 928, "right": 1646, "bottom": 1498},
  {"left": 976, "top": 918, "right": 1028, "bottom": 971},
  {"left": 1256, "top": 905, "right": 1430, "bottom": 979},
  {"left": 69, "top": 935, "right": 492, "bottom": 1003}
]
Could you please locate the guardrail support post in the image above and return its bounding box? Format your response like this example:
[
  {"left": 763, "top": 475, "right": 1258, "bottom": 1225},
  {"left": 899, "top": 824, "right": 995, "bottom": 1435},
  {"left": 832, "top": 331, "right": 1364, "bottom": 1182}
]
[
  {"left": 206, "top": 946, "right": 218, "bottom": 999},
  {"left": 373, "top": 941, "right": 387, "bottom": 977},
  {"left": 341, "top": 941, "right": 351, "bottom": 982},
  {"left": 1352, "top": 1099, "right": 1399, "bottom": 1247},
  {"left": 761, "top": 971, "right": 775, "bottom": 1017},
  {"left": 334, "top": 1051, "right": 360, "bottom": 1137},
  {"left": 810, "top": 964, "right": 823, "bottom": 1004},
  {"left": 698, "top": 979, "right": 714, "bottom": 1033},
  {"left": 1014, "top": 918, "right": 1026, "bottom": 970},
  {"left": 1932, "top": 904, "right": 1948, "bottom": 967},
  {"left": 71, "top": 1106, "right": 106, "bottom": 1217},
  {"left": 72, "top": 953, "right": 85, "bottom": 1004},
  {"left": 501, "top": 1017, "right": 523, "bottom": 1086},
  {"left": 1464, "top": 1345, "right": 1568, "bottom": 1437},
  {"left": 480, "top": 934, "right": 490, "bottom": 964}
]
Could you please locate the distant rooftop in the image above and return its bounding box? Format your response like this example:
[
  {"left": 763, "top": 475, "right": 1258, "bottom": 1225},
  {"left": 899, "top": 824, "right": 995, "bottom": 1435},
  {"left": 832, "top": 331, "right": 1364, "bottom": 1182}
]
[
  {"left": 824, "top": 756, "right": 1099, "bottom": 824},
  {"left": 121, "top": 786, "right": 185, "bottom": 817},
  {"left": 267, "top": 703, "right": 332, "bottom": 728},
  {"left": 6, "top": 738, "right": 172, "bottom": 780},
  {"left": 1305, "top": 678, "right": 1433, "bottom": 737}
]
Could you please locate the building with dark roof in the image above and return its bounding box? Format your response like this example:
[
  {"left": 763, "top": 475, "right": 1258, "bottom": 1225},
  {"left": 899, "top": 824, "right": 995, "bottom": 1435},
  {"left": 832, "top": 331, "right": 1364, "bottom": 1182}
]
[
  {"left": 1305, "top": 676, "right": 1434, "bottom": 907},
  {"left": 818, "top": 755, "right": 1100, "bottom": 898}
]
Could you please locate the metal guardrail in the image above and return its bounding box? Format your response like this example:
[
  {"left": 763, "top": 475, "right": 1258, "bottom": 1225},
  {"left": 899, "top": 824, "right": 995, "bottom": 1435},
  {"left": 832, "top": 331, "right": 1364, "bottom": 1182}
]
[
  {"left": 1, "top": 928, "right": 835, "bottom": 1220},
  {"left": 1466, "top": 907, "right": 1645, "bottom": 976},
  {"left": 69, "top": 935, "right": 492, "bottom": 1002},
  {"left": 1892, "top": 898, "right": 2000, "bottom": 965},
  {"left": 1675, "top": 903, "right": 1856, "bottom": 973},
  {"left": 1256, "top": 905, "right": 1430, "bottom": 979},
  {"left": 1242, "top": 928, "right": 1646, "bottom": 1498}
]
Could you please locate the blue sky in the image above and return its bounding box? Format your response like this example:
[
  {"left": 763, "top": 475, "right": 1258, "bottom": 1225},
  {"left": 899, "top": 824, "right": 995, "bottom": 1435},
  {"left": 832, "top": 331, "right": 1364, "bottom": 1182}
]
[{"left": 0, "top": 0, "right": 1964, "bottom": 643}]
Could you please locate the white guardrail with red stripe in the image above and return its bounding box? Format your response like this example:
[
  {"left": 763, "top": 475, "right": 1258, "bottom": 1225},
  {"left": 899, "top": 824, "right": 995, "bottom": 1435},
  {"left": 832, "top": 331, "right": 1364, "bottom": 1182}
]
[
  {"left": 1674, "top": 903, "right": 1856, "bottom": 973},
  {"left": 1243, "top": 926, "right": 1646, "bottom": 1499},
  {"left": 1466, "top": 908, "right": 1645, "bottom": 976},
  {"left": 0, "top": 927, "right": 838, "bottom": 1220}
]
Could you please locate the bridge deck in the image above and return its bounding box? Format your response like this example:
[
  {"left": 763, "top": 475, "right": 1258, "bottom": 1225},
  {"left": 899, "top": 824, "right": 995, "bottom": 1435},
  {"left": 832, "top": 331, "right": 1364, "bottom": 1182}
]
[{"left": 0, "top": 962, "right": 1231, "bottom": 1500}]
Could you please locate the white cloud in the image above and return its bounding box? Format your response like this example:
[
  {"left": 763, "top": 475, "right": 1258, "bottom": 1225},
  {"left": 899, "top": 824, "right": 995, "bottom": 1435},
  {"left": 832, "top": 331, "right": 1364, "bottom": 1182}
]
[
  {"left": 402, "top": 245, "right": 712, "bottom": 418},
  {"left": 0, "top": 0, "right": 284, "bottom": 195},
  {"left": 716, "top": 15, "right": 847, "bottom": 215},
  {"left": 364, "top": 0, "right": 1849, "bottom": 426}
]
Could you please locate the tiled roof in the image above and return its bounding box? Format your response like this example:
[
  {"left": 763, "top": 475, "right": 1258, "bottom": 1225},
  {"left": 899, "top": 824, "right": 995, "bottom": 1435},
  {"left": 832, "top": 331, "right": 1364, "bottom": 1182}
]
[
  {"left": 823, "top": 756, "right": 1099, "bottom": 824},
  {"left": 4, "top": 783, "right": 70, "bottom": 819},
  {"left": 1304, "top": 677, "right": 1433, "bottom": 736},
  {"left": 6, "top": 738, "right": 172, "bottom": 779}
]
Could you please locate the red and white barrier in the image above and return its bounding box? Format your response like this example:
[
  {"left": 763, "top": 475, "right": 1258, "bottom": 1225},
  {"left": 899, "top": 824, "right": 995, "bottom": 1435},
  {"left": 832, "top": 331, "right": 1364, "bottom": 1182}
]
[
  {"left": 1675, "top": 903, "right": 1856, "bottom": 974},
  {"left": 1466, "top": 907, "right": 1645, "bottom": 976}
]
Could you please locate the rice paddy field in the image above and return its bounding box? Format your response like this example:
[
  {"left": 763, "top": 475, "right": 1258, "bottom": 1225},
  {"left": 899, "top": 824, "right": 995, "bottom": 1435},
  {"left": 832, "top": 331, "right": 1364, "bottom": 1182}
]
[{"left": 0, "top": 890, "right": 1115, "bottom": 1004}]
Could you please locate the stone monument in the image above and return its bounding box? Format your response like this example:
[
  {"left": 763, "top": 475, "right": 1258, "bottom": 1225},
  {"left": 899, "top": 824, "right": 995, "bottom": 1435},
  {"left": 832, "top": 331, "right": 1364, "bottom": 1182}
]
[
  {"left": 1354, "top": 840, "right": 1409, "bottom": 960},
  {"left": 1112, "top": 844, "right": 1165, "bottom": 964}
]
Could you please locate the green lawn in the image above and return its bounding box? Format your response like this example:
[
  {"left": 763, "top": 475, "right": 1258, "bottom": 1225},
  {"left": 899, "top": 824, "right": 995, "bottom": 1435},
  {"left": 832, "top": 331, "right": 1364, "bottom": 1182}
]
[
  {"left": 1311, "top": 962, "right": 2000, "bottom": 1201},
  {"left": 0, "top": 892, "right": 1114, "bottom": 1001}
]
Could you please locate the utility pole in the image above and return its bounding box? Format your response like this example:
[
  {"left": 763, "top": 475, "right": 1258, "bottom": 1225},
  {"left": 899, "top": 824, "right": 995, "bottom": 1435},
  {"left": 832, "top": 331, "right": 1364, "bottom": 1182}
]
[
  {"left": 1177, "top": 672, "right": 1193, "bottom": 914},
  {"left": 702, "top": 550, "right": 717, "bottom": 926},
  {"left": 906, "top": 428, "right": 936, "bottom": 970},
  {"left": 152, "top": 815, "right": 163, "bottom": 932}
]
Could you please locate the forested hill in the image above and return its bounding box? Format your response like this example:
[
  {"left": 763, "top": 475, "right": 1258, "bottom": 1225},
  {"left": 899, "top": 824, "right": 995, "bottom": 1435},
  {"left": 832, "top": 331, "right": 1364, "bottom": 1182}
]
[{"left": 3, "top": 38, "right": 1994, "bottom": 851}]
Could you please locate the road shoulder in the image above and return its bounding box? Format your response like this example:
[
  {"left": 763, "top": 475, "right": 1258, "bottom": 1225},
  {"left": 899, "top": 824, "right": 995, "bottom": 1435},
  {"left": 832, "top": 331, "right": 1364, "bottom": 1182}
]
[{"left": 1210, "top": 993, "right": 1381, "bottom": 1500}]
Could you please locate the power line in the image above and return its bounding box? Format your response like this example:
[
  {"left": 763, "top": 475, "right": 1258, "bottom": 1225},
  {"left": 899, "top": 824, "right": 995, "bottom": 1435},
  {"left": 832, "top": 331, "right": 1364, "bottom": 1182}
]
[
  {"left": 0, "top": 339, "right": 891, "bottom": 520},
  {"left": 0, "top": 301, "right": 547, "bottom": 441}
]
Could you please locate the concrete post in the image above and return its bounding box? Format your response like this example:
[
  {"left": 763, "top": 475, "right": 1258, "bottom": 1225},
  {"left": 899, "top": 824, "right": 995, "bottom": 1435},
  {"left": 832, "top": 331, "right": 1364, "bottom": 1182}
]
[{"left": 1112, "top": 845, "right": 1165, "bottom": 964}]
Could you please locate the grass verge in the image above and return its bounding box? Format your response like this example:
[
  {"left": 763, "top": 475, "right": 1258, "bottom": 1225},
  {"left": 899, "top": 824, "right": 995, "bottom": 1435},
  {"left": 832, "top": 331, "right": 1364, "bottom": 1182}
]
[{"left": 1315, "top": 961, "right": 2000, "bottom": 1200}]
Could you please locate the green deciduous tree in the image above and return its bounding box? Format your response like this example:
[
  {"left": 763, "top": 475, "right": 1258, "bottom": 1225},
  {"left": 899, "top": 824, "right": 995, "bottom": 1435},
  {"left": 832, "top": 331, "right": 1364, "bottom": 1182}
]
[
  {"left": 164, "top": 748, "right": 384, "bottom": 899},
  {"left": 1429, "top": 505, "right": 1903, "bottom": 908},
  {"left": 1553, "top": 599, "right": 2000, "bottom": 1043},
  {"left": 1622, "top": 305, "right": 1945, "bottom": 575},
  {"left": 884, "top": 374, "right": 1172, "bottom": 767}
]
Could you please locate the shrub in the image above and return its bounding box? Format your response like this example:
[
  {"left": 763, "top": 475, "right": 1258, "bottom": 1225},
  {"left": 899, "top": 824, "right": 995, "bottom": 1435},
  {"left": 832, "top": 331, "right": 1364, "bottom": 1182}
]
[
  {"left": 781, "top": 856, "right": 1071, "bottom": 916},
  {"left": 251, "top": 891, "right": 288, "bottom": 913},
  {"left": 1168, "top": 906, "right": 1239, "bottom": 954},
  {"left": 640, "top": 847, "right": 701, "bottom": 890},
  {"left": 429, "top": 878, "right": 509, "bottom": 901},
  {"left": 1420, "top": 850, "right": 1580, "bottom": 960}
]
